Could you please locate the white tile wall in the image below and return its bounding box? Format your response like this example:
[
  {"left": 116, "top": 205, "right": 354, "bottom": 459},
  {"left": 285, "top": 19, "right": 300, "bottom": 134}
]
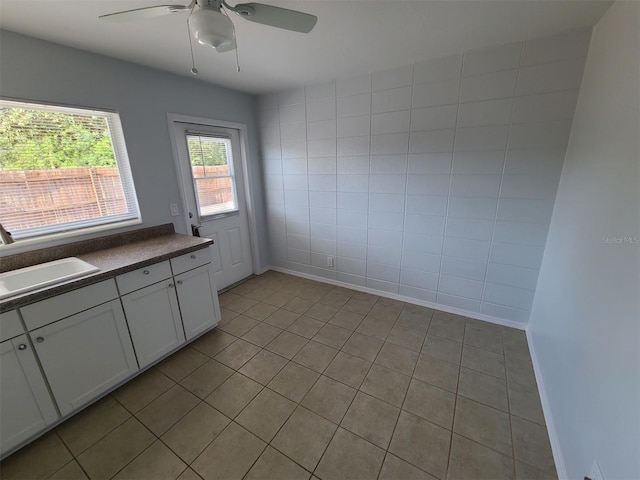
[
  {"left": 337, "top": 116, "right": 370, "bottom": 137},
  {"left": 409, "top": 129, "right": 455, "bottom": 153},
  {"left": 412, "top": 80, "right": 460, "bottom": 108},
  {"left": 411, "top": 105, "right": 458, "bottom": 131},
  {"left": 307, "top": 120, "right": 336, "bottom": 141},
  {"left": 460, "top": 69, "right": 518, "bottom": 103},
  {"left": 457, "top": 99, "right": 513, "bottom": 127},
  {"left": 258, "top": 28, "right": 590, "bottom": 325},
  {"left": 408, "top": 154, "right": 452, "bottom": 175},
  {"left": 372, "top": 86, "right": 412, "bottom": 113},
  {"left": 371, "top": 111, "right": 411, "bottom": 135}
]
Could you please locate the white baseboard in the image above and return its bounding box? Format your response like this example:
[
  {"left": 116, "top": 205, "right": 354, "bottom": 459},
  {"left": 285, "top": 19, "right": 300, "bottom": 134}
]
[
  {"left": 267, "top": 266, "right": 526, "bottom": 331},
  {"left": 526, "top": 328, "right": 568, "bottom": 480},
  {"left": 257, "top": 265, "right": 271, "bottom": 275}
]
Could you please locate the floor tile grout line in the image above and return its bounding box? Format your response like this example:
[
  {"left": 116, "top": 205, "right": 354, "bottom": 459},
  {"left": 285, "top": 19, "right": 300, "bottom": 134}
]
[
  {"left": 79, "top": 414, "right": 166, "bottom": 480},
  {"left": 444, "top": 316, "right": 466, "bottom": 479},
  {"left": 106, "top": 431, "right": 181, "bottom": 480},
  {"left": 219, "top": 421, "right": 269, "bottom": 480},
  {"left": 311, "top": 300, "right": 408, "bottom": 477},
  {"left": 502, "top": 326, "right": 519, "bottom": 479},
  {"left": 129, "top": 384, "right": 205, "bottom": 446},
  {"left": 447, "top": 430, "right": 518, "bottom": 465},
  {"left": 54, "top": 397, "right": 133, "bottom": 460},
  {"left": 379, "top": 310, "right": 430, "bottom": 479},
  {"left": 48, "top": 456, "right": 92, "bottom": 480}
]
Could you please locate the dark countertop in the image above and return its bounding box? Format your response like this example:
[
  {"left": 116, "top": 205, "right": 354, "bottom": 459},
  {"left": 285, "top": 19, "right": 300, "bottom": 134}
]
[{"left": 0, "top": 233, "right": 212, "bottom": 312}]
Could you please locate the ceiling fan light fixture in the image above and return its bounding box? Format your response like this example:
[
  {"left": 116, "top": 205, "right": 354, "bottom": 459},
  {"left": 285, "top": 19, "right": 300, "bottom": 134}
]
[{"left": 189, "top": 5, "right": 236, "bottom": 52}]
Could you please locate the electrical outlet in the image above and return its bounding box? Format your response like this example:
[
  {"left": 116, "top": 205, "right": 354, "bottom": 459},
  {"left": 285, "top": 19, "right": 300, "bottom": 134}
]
[
  {"left": 169, "top": 203, "right": 180, "bottom": 217},
  {"left": 327, "top": 256, "right": 334, "bottom": 268},
  {"left": 587, "top": 460, "right": 604, "bottom": 480}
]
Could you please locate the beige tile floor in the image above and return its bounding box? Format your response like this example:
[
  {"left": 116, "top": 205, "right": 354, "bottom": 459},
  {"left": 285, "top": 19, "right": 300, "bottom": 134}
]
[{"left": 1, "top": 271, "right": 557, "bottom": 480}]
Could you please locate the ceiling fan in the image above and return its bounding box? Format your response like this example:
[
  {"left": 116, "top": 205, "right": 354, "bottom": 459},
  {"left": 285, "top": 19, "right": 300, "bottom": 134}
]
[{"left": 99, "top": 0, "right": 317, "bottom": 54}]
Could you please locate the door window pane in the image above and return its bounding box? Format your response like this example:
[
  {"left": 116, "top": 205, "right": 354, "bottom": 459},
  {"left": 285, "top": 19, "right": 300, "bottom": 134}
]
[{"left": 186, "top": 135, "right": 237, "bottom": 217}]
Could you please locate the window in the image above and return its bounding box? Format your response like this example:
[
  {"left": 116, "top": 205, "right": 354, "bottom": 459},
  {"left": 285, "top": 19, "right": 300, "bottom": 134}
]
[
  {"left": 186, "top": 133, "right": 237, "bottom": 217},
  {"left": 0, "top": 99, "right": 140, "bottom": 240}
]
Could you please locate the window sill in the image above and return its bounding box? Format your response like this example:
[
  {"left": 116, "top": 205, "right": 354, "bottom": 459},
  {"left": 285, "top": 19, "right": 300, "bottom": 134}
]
[{"left": 0, "top": 219, "right": 143, "bottom": 255}]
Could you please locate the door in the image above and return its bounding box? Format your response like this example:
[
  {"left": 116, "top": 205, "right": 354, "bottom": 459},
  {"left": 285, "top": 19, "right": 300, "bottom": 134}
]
[
  {"left": 173, "top": 122, "right": 254, "bottom": 290},
  {"left": 121, "top": 280, "right": 185, "bottom": 368},
  {"left": 31, "top": 300, "right": 139, "bottom": 416},
  {"left": 175, "top": 263, "right": 221, "bottom": 340},
  {"left": 1, "top": 335, "right": 59, "bottom": 455}
]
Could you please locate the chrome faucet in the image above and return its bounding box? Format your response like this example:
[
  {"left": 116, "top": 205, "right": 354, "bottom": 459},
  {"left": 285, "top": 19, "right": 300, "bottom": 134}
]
[{"left": 0, "top": 223, "right": 15, "bottom": 245}]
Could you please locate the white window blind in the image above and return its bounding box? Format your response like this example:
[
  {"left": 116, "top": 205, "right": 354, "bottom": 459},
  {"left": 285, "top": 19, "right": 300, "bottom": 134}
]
[
  {"left": 0, "top": 99, "right": 140, "bottom": 239},
  {"left": 186, "top": 133, "right": 238, "bottom": 217}
]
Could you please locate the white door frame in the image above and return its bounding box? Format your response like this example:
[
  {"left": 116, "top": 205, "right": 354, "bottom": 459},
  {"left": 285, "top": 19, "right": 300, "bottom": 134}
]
[{"left": 167, "top": 112, "right": 261, "bottom": 275}]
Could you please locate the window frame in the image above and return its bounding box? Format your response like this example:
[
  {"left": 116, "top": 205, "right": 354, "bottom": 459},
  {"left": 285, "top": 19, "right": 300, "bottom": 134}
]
[{"left": 0, "top": 98, "right": 141, "bottom": 246}]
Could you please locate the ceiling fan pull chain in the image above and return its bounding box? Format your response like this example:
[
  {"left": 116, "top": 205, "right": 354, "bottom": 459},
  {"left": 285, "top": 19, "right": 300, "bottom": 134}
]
[
  {"left": 224, "top": 6, "right": 241, "bottom": 72},
  {"left": 234, "top": 29, "right": 240, "bottom": 72},
  {"left": 187, "top": 14, "right": 198, "bottom": 74}
]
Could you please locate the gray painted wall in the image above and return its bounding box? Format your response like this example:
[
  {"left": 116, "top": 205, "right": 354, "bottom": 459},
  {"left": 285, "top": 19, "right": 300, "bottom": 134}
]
[
  {"left": 257, "top": 29, "right": 591, "bottom": 325},
  {"left": 0, "top": 30, "right": 269, "bottom": 270},
  {"left": 529, "top": 2, "right": 640, "bottom": 479}
]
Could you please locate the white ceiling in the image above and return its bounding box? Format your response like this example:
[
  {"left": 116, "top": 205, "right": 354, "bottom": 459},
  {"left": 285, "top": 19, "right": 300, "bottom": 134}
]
[{"left": 0, "top": 0, "right": 611, "bottom": 94}]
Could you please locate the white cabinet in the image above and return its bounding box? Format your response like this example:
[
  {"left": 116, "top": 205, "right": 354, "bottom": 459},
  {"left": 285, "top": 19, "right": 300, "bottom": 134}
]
[
  {"left": 0, "top": 245, "right": 221, "bottom": 457},
  {"left": 120, "top": 279, "right": 185, "bottom": 368},
  {"left": 0, "top": 334, "right": 59, "bottom": 454},
  {"left": 175, "top": 263, "right": 221, "bottom": 340},
  {"left": 31, "top": 300, "right": 138, "bottom": 417}
]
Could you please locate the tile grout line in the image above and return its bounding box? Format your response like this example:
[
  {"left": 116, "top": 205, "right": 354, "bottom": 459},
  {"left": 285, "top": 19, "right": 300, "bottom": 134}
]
[
  {"left": 434, "top": 51, "right": 465, "bottom": 308},
  {"left": 441, "top": 314, "right": 465, "bottom": 479},
  {"left": 478, "top": 40, "right": 525, "bottom": 314},
  {"left": 502, "top": 326, "right": 519, "bottom": 478},
  {"left": 378, "top": 307, "right": 435, "bottom": 479}
]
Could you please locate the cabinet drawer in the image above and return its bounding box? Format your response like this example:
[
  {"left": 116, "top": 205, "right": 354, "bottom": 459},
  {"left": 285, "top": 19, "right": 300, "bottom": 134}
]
[
  {"left": 0, "top": 310, "right": 24, "bottom": 342},
  {"left": 21, "top": 279, "right": 119, "bottom": 331},
  {"left": 116, "top": 261, "right": 172, "bottom": 295},
  {"left": 170, "top": 248, "right": 212, "bottom": 275}
]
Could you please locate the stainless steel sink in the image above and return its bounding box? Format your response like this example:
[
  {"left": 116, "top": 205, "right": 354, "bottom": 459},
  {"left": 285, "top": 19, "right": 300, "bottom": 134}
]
[{"left": 0, "top": 257, "right": 100, "bottom": 300}]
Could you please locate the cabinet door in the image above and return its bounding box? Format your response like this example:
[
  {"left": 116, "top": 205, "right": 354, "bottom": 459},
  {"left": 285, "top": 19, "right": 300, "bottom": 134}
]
[
  {"left": 121, "top": 279, "right": 185, "bottom": 368},
  {"left": 175, "top": 264, "right": 221, "bottom": 340},
  {"left": 31, "top": 300, "right": 138, "bottom": 417},
  {"left": 1, "top": 335, "right": 59, "bottom": 455}
]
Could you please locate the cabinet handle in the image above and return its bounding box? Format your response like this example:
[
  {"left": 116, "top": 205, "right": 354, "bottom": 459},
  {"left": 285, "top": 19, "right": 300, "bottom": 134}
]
[
  {"left": 177, "top": 280, "right": 183, "bottom": 285},
  {"left": 143, "top": 270, "right": 150, "bottom": 275},
  {"left": 168, "top": 283, "right": 175, "bottom": 288},
  {"left": 190, "top": 254, "right": 196, "bottom": 259},
  {"left": 18, "top": 344, "right": 27, "bottom": 350},
  {"left": 36, "top": 336, "right": 45, "bottom": 343}
]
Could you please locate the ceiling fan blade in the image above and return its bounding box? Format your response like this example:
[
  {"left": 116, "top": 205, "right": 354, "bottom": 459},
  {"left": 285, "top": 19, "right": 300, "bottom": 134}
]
[
  {"left": 99, "top": 5, "right": 189, "bottom": 23},
  {"left": 234, "top": 3, "right": 317, "bottom": 33}
]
